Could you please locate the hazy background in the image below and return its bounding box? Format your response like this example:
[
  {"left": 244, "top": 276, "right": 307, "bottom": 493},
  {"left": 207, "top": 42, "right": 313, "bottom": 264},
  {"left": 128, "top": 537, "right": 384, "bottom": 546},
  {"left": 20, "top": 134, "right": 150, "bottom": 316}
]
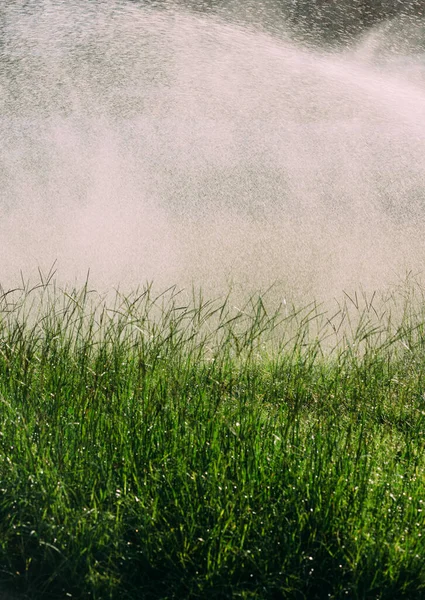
[{"left": 1, "top": 0, "right": 425, "bottom": 301}]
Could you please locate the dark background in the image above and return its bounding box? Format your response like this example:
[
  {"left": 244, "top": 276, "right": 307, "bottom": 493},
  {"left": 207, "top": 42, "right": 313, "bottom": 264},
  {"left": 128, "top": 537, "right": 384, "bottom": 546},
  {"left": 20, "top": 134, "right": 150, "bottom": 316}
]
[{"left": 177, "top": 0, "right": 425, "bottom": 45}]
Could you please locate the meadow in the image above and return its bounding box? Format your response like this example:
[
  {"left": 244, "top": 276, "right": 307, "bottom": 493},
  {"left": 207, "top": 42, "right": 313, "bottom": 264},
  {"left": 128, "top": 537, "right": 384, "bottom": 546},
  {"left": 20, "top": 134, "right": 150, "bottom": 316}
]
[
  {"left": 0, "top": 275, "right": 425, "bottom": 599},
  {"left": 2, "top": 0, "right": 425, "bottom": 597}
]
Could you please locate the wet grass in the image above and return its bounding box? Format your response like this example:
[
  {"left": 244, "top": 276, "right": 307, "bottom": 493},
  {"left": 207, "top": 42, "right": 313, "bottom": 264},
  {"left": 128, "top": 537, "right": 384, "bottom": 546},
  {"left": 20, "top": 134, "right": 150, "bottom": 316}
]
[{"left": 2, "top": 275, "right": 425, "bottom": 599}]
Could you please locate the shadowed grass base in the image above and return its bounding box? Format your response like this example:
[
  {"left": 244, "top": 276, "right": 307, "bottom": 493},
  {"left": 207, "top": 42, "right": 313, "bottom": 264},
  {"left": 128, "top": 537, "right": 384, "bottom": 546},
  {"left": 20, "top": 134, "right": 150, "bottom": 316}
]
[{"left": 1, "top": 278, "right": 425, "bottom": 599}]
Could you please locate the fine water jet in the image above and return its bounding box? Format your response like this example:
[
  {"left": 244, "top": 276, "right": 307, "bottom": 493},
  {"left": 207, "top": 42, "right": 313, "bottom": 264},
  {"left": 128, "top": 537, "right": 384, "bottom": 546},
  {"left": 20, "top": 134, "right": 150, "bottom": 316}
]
[{"left": 1, "top": 0, "right": 425, "bottom": 301}]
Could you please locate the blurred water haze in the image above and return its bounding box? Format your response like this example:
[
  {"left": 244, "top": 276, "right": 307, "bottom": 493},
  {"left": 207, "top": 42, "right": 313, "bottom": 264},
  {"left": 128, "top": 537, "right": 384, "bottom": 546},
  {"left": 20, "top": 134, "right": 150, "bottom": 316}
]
[{"left": 1, "top": 1, "right": 425, "bottom": 301}]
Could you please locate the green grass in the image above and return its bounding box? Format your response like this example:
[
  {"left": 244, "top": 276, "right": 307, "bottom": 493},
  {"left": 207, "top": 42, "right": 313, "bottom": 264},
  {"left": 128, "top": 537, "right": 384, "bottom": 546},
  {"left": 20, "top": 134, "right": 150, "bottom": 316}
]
[{"left": 2, "top": 275, "right": 425, "bottom": 599}]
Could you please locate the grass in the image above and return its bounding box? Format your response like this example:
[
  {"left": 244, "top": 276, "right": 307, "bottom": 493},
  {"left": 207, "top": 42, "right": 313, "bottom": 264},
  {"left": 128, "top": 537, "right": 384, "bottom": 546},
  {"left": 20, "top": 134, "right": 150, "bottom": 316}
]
[{"left": 1, "top": 274, "right": 425, "bottom": 598}]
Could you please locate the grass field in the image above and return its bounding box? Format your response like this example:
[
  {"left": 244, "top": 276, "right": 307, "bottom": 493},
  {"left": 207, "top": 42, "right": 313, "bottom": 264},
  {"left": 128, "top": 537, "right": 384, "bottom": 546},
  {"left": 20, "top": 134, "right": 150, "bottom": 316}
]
[{"left": 1, "top": 275, "right": 425, "bottom": 599}]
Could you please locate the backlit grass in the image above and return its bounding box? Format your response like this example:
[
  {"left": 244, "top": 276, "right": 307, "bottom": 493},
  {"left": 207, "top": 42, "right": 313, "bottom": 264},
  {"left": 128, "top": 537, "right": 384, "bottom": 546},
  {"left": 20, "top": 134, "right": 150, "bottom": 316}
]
[{"left": 1, "top": 276, "right": 425, "bottom": 598}]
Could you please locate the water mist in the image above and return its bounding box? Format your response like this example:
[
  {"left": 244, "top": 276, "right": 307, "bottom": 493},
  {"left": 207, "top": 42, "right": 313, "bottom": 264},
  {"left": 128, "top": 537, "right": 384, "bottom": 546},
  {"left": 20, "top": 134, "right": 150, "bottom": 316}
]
[{"left": 1, "top": 1, "right": 425, "bottom": 302}]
